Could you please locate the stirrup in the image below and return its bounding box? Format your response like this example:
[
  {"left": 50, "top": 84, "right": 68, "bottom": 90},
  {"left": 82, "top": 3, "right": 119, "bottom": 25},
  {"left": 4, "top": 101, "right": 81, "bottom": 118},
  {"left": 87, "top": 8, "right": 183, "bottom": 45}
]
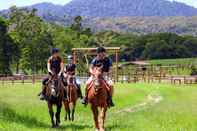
[
  {"left": 81, "top": 98, "right": 88, "bottom": 105},
  {"left": 40, "top": 94, "right": 46, "bottom": 101},
  {"left": 108, "top": 98, "right": 115, "bottom": 107}
]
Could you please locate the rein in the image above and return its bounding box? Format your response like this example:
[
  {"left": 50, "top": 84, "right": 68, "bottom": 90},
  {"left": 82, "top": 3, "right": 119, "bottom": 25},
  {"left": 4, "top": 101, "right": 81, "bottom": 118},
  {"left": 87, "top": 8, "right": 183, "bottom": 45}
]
[
  {"left": 65, "top": 74, "right": 77, "bottom": 101},
  {"left": 47, "top": 75, "right": 63, "bottom": 98}
]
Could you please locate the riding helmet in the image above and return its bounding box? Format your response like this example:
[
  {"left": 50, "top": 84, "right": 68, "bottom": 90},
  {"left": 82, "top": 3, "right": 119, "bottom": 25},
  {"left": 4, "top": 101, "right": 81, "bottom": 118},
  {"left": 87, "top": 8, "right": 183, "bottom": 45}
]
[
  {"left": 67, "top": 55, "right": 73, "bottom": 60},
  {"left": 97, "top": 47, "right": 106, "bottom": 54},
  {"left": 51, "top": 48, "right": 59, "bottom": 54}
]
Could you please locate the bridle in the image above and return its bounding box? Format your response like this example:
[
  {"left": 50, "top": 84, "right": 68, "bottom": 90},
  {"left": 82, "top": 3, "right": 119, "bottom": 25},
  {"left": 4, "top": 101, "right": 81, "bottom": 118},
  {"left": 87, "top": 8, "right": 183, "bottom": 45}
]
[
  {"left": 67, "top": 74, "right": 75, "bottom": 86},
  {"left": 65, "top": 73, "right": 76, "bottom": 101},
  {"left": 47, "top": 75, "right": 61, "bottom": 97},
  {"left": 92, "top": 66, "right": 103, "bottom": 92}
]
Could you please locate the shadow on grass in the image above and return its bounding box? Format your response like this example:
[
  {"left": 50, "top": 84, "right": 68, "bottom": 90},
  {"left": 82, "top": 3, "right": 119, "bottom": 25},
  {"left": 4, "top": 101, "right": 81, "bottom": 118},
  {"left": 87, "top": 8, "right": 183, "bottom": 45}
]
[
  {"left": 106, "top": 124, "right": 132, "bottom": 131},
  {"left": 0, "top": 101, "right": 92, "bottom": 130},
  {"left": 0, "top": 101, "right": 49, "bottom": 129},
  {"left": 58, "top": 123, "right": 92, "bottom": 130},
  {"left": 0, "top": 101, "right": 130, "bottom": 130},
  {"left": 58, "top": 123, "right": 129, "bottom": 130}
]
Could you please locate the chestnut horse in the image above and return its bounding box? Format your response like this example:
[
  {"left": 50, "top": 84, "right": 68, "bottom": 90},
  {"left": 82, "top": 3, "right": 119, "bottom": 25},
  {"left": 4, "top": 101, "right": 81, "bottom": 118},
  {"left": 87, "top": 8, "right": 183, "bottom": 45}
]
[
  {"left": 63, "top": 74, "right": 78, "bottom": 121},
  {"left": 45, "top": 75, "right": 64, "bottom": 128},
  {"left": 87, "top": 67, "right": 108, "bottom": 131}
]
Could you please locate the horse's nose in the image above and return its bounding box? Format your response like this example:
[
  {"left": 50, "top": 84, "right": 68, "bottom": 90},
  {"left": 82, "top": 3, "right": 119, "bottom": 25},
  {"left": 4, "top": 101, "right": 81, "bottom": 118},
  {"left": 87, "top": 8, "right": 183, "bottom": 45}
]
[
  {"left": 51, "top": 84, "right": 55, "bottom": 88},
  {"left": 95, "top": 80, "right": 100, "bottom": 87},
  {"left": 51, "top": 88, "right": 56, "bottom": 96}
]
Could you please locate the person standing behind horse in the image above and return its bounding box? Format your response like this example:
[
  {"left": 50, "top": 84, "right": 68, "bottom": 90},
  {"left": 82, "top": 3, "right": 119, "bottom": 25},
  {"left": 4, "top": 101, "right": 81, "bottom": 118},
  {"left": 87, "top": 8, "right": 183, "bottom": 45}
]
[
  {"left": 82, "top": 47, "right": 115, "bottom": 107},
  {"left": 39, "top": 48, "right": 64, "bottom": 100},
  {"left": 63, "top": 55, "right": 83, "bottom": 99}
]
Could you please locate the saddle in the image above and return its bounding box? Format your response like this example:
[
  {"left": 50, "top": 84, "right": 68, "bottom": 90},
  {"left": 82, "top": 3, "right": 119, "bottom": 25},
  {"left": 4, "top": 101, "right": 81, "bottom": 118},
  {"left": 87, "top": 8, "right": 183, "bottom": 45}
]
[{"left": 87, "top": 77, "right": 110, "bottom": 92}]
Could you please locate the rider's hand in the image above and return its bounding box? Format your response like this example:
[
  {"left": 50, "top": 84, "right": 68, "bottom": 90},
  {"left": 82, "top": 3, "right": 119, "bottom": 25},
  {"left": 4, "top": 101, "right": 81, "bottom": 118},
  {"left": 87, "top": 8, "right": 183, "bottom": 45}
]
[
  {"left": 49, "top": 71, "right": 54, "bottom": 76},
  {"left": 58, "top": 73, "right": 61, "bottom": 77}
]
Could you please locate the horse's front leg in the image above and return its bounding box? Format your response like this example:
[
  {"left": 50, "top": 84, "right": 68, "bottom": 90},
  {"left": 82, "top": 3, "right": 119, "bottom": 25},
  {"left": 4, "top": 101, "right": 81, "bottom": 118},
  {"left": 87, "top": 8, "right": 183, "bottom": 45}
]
[
  {"left": 48, "top": 102, "right": 55, "bottom": 128},
  {"left": 71, "top": 103, "right": 76, "bottom": 121},
  {"left": 68, "top": 106, "right": 71, "bottom": 121},
  {"left": 64, "top": 101, "right": 68, "bottom": 121},
  {"left": 55, "top": 102, "right": 62, "bottom": 127},
  {"left": 99, "top": 107, "right": 107, "bottom": 131},
  {"left": 91, "top": 105, "right": 99, "bottom": 131},
  {"left": 64, "top": 101, "right": 71, "bottom": 121}
]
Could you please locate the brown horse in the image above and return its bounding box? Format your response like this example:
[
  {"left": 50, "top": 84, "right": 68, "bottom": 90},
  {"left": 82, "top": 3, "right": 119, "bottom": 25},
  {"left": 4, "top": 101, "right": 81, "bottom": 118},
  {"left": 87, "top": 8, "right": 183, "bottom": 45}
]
[
  {"left": 45, "top": 75, "right": 64, "bottom": 128},
  {"left": 63, "top": 74, "right": 78, "bottom": 121},
  {"left": 87, "top": 67, "right": 108, "bottom": 131}
]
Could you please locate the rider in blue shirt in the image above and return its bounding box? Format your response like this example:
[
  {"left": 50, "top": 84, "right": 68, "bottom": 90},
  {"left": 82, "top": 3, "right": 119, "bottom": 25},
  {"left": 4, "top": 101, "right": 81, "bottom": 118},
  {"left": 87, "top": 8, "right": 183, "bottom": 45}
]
[{"left": 82, "top": 47, "right": 115, "bottom": 107}]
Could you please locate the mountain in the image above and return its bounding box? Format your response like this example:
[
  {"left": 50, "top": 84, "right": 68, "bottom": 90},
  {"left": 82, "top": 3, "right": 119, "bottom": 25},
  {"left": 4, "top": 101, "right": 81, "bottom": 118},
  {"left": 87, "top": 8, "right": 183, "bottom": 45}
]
[
  {"left": 2, "top": 0, "right": 197, "bottom": 17},
  {"left": 30, "top": 2, "right": 64, "bottom": 17},
  {"left": 1, "top": 0, "right": 197, "bottom": 35},
  {"left": 63, "top": 0, "right": 197, "bottom": 17}
]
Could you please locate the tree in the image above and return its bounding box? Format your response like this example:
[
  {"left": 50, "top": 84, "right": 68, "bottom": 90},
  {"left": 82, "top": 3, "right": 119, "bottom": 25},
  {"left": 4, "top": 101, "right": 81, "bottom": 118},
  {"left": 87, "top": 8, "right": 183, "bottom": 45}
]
[
  {"left": 0, "top": 17, "right": 17, "bottom": 75},
  {"left": 71, "top": 16, "right": 83, "bottom": 38},
  {"left": 182, "top": 38, "right": 197, "bottom": 57},
  {"left": 9, "top": 7, "right": 53, "bottom": 74}
]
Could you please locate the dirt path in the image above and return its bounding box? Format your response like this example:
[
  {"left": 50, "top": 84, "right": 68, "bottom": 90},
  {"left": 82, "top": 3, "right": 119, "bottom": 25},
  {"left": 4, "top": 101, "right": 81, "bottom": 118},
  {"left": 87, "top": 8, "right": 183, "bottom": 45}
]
[{"left": 115, "top": 93, "right": 163, "bottom": 114}]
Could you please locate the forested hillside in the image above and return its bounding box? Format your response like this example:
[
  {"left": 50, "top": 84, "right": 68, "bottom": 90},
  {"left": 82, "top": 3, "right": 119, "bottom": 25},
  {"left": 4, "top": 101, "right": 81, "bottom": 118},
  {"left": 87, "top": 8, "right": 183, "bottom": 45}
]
[
  {"left": 64, "top": 0, "right": 197, "bottom": 17},
  {"left": 84, "top": 16, "right": 197, "bottom": 35}
]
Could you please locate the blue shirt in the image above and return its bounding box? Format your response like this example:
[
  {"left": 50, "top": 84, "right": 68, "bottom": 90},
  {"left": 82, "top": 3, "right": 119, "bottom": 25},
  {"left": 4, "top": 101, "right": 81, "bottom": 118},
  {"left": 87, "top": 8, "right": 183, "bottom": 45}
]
[
  {"left": 48, "top": 56, "right": 63, "bottom": 74},
  {"left": 91, "top": 57, "right": 112, "bottom": 72}
]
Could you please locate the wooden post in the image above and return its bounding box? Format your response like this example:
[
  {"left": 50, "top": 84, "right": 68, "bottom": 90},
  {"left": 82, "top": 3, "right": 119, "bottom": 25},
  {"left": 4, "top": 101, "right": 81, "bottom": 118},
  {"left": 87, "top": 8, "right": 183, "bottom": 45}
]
[
  {"left": 12, "top": 77, "right": 14, "bottom": 85},
  {"left": 115, "top": 50, "right": 119, "bottom": 82},
  {"left": 72, "top": 50, "right": 77, "bottom": 64},
  {"left": 171, "top": 76, "right": 173, "bottom": 84},
  {"left": 2, "top": 77, "right": 4, "bottom": 85},
  {"left": 32, "top": 75, "right": 35, "bottom": 84},
  {"left": 21, "top": 75, "right": 24, "bottom": 84},
  {"left": 184, "top": 76, "right": 186, "bottom": 84}
]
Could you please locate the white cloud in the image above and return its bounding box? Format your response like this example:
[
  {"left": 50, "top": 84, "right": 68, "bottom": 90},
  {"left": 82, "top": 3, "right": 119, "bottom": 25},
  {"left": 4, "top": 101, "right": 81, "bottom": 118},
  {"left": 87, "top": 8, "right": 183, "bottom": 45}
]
[{"left": 168, "top": 0, "right": 197, "bottom": 8}]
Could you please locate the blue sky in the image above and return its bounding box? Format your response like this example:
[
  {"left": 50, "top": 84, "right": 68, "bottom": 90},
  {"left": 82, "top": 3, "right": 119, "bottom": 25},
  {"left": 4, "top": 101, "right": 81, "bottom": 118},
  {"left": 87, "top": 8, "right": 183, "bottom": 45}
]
[{"left": 0, "top": 0, "right": 197, "bottom": 10}]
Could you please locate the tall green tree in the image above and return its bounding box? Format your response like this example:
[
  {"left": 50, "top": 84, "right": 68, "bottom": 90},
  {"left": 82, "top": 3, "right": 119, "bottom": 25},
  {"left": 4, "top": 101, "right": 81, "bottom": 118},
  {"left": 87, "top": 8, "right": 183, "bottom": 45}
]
[
  {"left": 0, "top": 17, "right": 17, "bottom": 75},
  {"left": 9, "top": 7, "right": 53, "bottom": 74}
]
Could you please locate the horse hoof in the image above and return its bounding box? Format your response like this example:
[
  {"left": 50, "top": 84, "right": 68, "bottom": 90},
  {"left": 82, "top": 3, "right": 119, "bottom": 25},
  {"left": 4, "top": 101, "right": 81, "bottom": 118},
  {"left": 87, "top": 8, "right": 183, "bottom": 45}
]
[
  {"left": 52, "top": 125, "right": 56, "bottom": 128},
  {"left": 56, "top": 122, "right": 60, "bottom": 127}
]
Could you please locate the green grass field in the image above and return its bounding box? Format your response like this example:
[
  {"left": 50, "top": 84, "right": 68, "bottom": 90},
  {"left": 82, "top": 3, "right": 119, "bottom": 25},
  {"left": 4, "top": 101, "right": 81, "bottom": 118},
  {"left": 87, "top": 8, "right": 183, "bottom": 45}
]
[{"left": 0, "top": 83, "right": 197, "bottom": 131}]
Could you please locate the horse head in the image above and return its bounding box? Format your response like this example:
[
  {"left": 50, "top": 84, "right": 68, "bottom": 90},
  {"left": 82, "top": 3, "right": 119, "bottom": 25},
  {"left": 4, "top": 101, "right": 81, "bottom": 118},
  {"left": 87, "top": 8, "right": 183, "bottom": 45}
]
[
  {"left": 67, "top": 74, "right": 75, "bottom": 86},
  {"left": 92, "top": 66, "right": 103, "bottom": 92},
  {"left": 47, "top": 75, "right": 61, "bottom": 98}
]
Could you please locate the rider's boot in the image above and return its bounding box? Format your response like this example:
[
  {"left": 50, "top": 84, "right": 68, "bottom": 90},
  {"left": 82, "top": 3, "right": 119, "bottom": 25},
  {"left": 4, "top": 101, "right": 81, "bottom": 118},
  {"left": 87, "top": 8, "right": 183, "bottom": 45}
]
[
  {"left": 108, "top": 96, "right": 115, "bottom": 107},
  {"left": 81, "top": 96, "right": 88, "bottom": 105},
  {"left": 81, "top": 87, "right": 88, "bottom": 105},
  {"left": 39, "top": 85, "right": 47, "bottom": 100},
  {"left": 76, "top": 84, "right": 83, "bottom": 99}
]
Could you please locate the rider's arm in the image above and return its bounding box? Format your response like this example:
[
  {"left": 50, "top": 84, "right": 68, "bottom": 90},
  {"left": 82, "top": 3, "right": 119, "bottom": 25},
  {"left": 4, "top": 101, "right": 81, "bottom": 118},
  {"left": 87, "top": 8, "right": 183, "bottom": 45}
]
[
  {"left": 108, "top": 58, "right": 113, "bottom": 76},
  {"left": 47, "top": 60, "right": 53, "bottom": 74},
  {"left": 89, "top": 64, "right": 94, "bottom": 75},
  {"left": 58, "top": 61, "right": 64, "bottom": 76},
  {"left": 90, "top": 59, "right": 96, "bottom": 74}
]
